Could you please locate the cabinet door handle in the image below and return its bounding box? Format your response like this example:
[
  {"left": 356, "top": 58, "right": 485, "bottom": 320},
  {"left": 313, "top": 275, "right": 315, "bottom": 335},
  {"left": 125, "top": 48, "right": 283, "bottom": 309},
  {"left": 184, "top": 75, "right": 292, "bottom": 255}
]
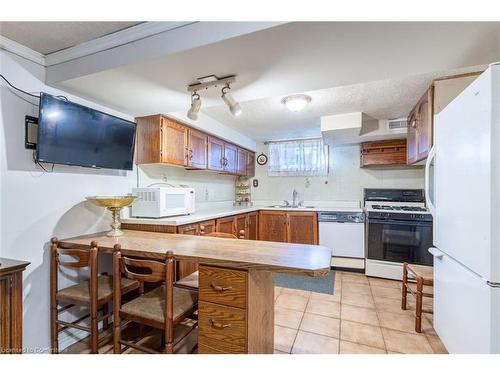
[
  {"left": 210, "top": 319, "right": 231, "bottom": 329},
  {"left": 189, "top": 149, "right": 193, "bottom": 160},
  {"left": 210, "top": 283, "right": 233, "bottom": 292}
]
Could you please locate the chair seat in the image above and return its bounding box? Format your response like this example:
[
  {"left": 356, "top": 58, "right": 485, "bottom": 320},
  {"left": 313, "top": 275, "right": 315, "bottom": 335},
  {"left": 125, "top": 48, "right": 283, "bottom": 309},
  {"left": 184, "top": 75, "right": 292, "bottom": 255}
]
[
  {"left": 407, "top": 264, "right": 434, "bottom": 281},
  {"left": 175, "top": 271, "right": 199, "bottom": 290},
  {"left": 57, "top": 275, "right": 139, "bottom": 304},
  {"left": 121, "top": 285, "right": 197, "bottom": 324}
]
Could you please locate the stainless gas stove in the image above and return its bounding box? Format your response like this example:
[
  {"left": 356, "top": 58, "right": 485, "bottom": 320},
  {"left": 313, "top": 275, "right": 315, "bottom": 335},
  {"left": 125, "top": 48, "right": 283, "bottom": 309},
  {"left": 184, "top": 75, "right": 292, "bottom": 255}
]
[{"left": 364, "top": 189, "right": 433, "bottom": 280}]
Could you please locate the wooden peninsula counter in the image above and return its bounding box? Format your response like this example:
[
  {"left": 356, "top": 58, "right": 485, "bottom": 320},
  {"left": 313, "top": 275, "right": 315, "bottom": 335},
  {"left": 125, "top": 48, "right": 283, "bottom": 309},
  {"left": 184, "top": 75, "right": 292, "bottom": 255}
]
[{"left": 59, "top": 230, "right": 331, "bottom": 354}]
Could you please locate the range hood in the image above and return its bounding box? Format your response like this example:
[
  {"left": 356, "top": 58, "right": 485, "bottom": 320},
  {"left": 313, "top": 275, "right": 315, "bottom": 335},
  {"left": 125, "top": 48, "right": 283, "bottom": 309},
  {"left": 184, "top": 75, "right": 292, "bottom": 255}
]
[{"left": 321, "top": 112, "right": 407, "bottom": 145}]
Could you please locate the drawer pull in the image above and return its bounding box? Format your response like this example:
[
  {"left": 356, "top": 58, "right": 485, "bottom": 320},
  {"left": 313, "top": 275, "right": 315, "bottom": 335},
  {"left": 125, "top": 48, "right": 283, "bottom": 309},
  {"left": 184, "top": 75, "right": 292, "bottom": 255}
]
[
  {"left": 210, "top": 283, "right": 233, "bottom": 292},
  {"left": 210, "top": 319, "right": 232, "bottom": 329}
]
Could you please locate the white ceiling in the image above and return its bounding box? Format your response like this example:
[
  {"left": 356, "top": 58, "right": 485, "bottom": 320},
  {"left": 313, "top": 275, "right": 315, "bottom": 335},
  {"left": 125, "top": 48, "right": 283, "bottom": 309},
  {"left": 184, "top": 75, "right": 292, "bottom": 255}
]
[
  {"left": 0, "top": 22, "right": 141, "bottom": 54},
  {"left": 54, "top": 22, "right": 500, "bottom": 140}
]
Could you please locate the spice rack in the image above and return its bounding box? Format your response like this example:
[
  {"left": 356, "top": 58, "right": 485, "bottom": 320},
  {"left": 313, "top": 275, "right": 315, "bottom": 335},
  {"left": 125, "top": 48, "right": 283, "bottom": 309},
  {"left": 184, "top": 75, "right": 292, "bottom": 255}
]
[{"left": 234, "top": 176, "right": 252, "bottom": 206}]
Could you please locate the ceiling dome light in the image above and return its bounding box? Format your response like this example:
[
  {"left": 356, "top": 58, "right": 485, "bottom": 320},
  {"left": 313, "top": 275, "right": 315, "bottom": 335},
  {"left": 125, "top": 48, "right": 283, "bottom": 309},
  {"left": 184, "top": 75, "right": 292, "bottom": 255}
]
[
  {"left": 187, "top": 92, "right": 201, "bottom": 121},
  {"left": 282, "top": 94, "right": 312, "bottom": 112},
  {"left": 221, "top": 85, "right": 242, "bottom": 117}
]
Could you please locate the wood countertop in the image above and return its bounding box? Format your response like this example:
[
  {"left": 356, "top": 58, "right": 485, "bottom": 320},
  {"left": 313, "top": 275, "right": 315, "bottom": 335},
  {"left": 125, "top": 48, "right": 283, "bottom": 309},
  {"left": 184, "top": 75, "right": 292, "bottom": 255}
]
[
  {"left": 59, "top": 230, "right": 331, "bottom": 276},
  {"left": 0, "top": 258, "right": 30, "bottom": 276}
]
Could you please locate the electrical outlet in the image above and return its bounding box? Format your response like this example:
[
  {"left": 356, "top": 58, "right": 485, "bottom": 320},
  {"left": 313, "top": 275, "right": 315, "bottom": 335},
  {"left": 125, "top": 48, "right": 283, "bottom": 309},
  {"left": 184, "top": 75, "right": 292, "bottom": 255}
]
[
  {"left": 161, "top": 174, "right": 168, "bottom": 182},
  {"left": 205, "top": 188, "right": 209, "bottom": 200}
]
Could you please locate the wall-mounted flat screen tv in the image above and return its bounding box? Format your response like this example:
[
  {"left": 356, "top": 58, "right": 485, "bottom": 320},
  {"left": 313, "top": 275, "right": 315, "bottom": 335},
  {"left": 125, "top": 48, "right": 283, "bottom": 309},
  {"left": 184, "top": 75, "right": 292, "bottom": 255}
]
[{"left": 36, "top": 93, "right": 136, "bottom": 170}]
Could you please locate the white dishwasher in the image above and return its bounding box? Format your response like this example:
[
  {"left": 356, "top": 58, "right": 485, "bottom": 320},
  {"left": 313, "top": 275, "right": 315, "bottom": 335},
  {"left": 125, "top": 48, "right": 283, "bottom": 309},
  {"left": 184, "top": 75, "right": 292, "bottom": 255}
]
[{"left": 318, "top": 211, "right": 366, "bottom": 270}]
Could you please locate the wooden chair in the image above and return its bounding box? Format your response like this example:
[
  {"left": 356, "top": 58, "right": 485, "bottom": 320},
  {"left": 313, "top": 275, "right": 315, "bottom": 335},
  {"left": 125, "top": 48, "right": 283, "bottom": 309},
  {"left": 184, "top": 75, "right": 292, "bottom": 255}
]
[
  {"left": 401, "top": 262, "right": 434, "bottom": 333},
  {"left": 174, "top": 230, "right": 244, "bottom": 291},
  {"left": 112, "top": 245, "right": 198, "bottom": 354},
  {"left": 50, "top": 237, "right": 139, "bottom": 354}
]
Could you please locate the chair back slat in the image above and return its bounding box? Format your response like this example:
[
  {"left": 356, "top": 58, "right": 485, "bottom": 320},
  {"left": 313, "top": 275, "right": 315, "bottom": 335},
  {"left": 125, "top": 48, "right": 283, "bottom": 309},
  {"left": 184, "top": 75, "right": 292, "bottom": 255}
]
[
  {"left": 120, "top": 256, "right": 166, "bottom": 283},
  {"left": 57, "top": 248, "right": 92, "bottom": 268}
]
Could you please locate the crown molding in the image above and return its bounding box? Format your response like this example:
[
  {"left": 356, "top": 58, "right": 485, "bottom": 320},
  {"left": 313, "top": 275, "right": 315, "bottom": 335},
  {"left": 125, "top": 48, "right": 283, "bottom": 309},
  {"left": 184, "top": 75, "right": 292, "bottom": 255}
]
[
  {"left": 45, "top": 21, "right": 194, "bottom": 67},
  {"left": 0, "top": 35, "right": 46, "bottom": 66}
]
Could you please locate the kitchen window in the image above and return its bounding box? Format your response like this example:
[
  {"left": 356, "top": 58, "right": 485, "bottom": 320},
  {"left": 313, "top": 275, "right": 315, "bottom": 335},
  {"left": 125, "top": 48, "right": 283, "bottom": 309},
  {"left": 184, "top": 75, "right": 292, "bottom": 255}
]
[{"left": 267, "top": 138, "right": 329, "bottom": 177}]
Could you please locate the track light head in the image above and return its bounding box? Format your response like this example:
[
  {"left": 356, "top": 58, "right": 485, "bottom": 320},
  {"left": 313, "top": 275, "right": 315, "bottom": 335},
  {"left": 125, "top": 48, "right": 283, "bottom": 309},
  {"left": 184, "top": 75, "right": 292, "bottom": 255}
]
[
  {"left": 221, "top": 85, "right": 242, "bottom": 117},
  {"left": 187, "top": 92, "right": 201, "bottom": 121}
]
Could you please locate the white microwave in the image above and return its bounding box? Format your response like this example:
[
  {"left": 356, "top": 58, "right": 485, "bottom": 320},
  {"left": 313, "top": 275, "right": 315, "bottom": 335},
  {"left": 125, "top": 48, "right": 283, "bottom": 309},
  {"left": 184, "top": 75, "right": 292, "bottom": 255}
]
[{"left": 131, "top": 187, "right": 195, "bottom": 218}]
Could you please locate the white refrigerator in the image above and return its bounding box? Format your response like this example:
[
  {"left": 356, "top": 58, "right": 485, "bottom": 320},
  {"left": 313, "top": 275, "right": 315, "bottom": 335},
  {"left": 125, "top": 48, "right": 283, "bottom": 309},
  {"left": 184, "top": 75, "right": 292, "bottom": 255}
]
[{"left": 426, "top": 63, "right": 500, "bottom": 354}]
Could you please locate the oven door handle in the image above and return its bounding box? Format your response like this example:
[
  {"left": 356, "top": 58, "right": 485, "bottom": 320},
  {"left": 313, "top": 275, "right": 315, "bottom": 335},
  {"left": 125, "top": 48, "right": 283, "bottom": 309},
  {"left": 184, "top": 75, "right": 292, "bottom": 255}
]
[{"left": 367, "top": 219, "right": 432, "bottom": 226}]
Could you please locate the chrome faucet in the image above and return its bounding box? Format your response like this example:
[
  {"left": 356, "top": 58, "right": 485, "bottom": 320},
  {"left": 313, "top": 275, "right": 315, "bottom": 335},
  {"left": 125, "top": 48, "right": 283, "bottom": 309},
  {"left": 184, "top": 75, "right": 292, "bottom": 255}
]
[{"left": 292, "top": 189, "right": 298, "bottom": 207}]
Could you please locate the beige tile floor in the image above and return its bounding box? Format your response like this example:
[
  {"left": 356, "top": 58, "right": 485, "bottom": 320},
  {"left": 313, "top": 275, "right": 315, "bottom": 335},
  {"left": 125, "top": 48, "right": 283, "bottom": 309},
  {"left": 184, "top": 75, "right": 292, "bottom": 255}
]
[
  {"left": 65, "top": 270, "right": 447, "bottom": 354},
  {"left": 274, "top": 271, "right": 448, "bottom": 354}
]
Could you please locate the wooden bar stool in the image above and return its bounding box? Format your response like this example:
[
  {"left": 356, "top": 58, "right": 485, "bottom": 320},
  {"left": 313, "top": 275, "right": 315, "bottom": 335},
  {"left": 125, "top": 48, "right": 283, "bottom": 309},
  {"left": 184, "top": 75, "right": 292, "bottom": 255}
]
[
  {"left": 401, "top": 262, "right": 434, "bottom": 333},
  {"left": 174, "top": 230, "right": 244, "bottom": 291},
  {"left": 50, "top": 238, "right": 139, "bottom": 354},
  {"left": 112, "top": 245, "right": 198, "bottom": 354}
]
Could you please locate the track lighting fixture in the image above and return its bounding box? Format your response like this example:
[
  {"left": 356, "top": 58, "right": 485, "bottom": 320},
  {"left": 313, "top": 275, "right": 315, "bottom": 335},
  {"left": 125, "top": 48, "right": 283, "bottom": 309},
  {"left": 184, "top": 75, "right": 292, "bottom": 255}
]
[
  {"left": 186, "top": 75, "right": 242, "bottom": 119},
  {"left": 221, "top": 84, "right": 242, "bottom": 117},
  {"left": 187, "top": 92, "right": 201, "bottom": 121}
]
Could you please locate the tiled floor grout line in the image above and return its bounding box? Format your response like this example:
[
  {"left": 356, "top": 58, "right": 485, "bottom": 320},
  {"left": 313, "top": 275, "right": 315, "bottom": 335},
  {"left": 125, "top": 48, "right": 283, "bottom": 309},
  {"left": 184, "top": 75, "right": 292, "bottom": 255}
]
[
  {"left": 288, "top": 294, "right": 310, "bottom": 354},
  {"left": 367, "top": 278, "right": 388, "bottom": 353}
]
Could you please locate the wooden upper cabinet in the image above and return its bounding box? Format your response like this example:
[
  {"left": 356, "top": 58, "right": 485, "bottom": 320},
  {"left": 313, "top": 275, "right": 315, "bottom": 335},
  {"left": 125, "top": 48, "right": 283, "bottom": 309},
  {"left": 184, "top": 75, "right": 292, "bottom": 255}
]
[
  {"left": 224, "top": 143, "right": 238, "bottom": 174},
  {"left": 360, "top": 139, "right": 407, "bottom": 167},
  {"left": 135, "top": 115, "right": 163, "bottom": 164},
  {"left": 236, "top": 148, "right": 248, "bottom": 176},
  {"left": 216, "top": 216, "right": 236, "bottom": 236},
  {"left": 246, "top": 152, "right": 255, "bottom": 178},
  {"left": 162, "top": 118, "right": 188, "bottom": 166},
  {"left": 187, "top": 128, "right": 207, "bottom": 169},
  {"left": 287, "top": 212, "right": 318, "bottom": 245},
  {"left": 208, "top": 137, "right": 225, "bottom": 172},
  {"left": 258, "top": 211, "right": 288, "bottom": 243},
  {"left": 407, "top": 86, "right": 434, "bottom": 164},
  {"left": 247, "top": 211, "right": 258, "bottom": 240}
]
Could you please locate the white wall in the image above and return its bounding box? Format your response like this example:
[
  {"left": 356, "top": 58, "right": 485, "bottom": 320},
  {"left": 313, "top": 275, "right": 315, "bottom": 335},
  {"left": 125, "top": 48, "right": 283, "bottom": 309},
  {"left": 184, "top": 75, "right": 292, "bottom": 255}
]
[
  {"left": 0, "top": 50, "right": 137, "bottom": 352},
  {"left": 138, "top": 164, "right": 236, "bottom": 204},
  {"left": 252, "top": 142, "right": 425, "bottom": 203}
]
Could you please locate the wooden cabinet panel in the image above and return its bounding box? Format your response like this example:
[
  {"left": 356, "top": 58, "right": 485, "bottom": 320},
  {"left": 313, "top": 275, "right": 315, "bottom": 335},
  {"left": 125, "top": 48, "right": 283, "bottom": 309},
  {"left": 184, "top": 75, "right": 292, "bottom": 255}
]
[
  {"left": 287, "top": 212, "right": 318, "bottom": 245},
  {"left": 177, "top": 223, "right": 198, "bottom": 235},
  {"left": 360, "top": 139, "right": 407, "bottom": 167},
  {"left": 187, "top": 128, "right": 207, "bottom": 169},
  {"left": 199, "top": 266, "right": 247, "bottom": 309},
  {"left": 161, "top": 118, "right": 188, "bottom": 166},
  {"left": 246, "top": 152, "right": 255, "bottom": 177},
  {"left": 234, "top": 214, "right": 247, "bottom": 239},
  {"left": 208, "top": 137, "right": 225, "bottom": 172},
  {"left": 247, "top": 212, "right": 258, "bottom": 240},
  {"left": 258, "top": 211, "right": 288, "bottom": 242},
  {"left": 0, "top": 258, "right": 29, "bottom": 354},
  {"left": 198, "top": 301, "right": 247, "bottom": 350},
  {"left": 224, "top": 143, "right": 238, "bottom": 174},
  {"left": 216, "top": 216, "right": 236, "bottom": 236},
  {"left": 135, "top": 115, "right": 162, "bottom": 164},
  {"left": 236, "top": 148, "right": 247, "bottom": 176},
  {"left": 199, "top": 220, "right": 216, "bottom": 236},
  {"left": 407, "top": 86, "right": 434, "bottom": 164}
]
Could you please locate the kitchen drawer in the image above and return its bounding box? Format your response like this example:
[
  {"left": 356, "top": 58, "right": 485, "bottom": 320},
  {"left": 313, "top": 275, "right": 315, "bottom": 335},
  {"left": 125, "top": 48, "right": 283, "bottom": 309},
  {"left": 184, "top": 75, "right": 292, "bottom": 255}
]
[
  {"left": 199, "top": 266, "right": 247, "bottom": 308},
  {"left": 198, "top": 301, "right": 247, "bottom": 350}
]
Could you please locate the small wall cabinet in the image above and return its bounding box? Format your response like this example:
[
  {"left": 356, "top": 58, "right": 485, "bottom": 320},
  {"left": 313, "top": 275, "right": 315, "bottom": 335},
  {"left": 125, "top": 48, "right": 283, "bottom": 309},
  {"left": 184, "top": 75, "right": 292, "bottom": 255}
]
[
  {"left": 360, "top": 139, "right": 407, "bottom": 167},
  {"left": 407, "top": 87, "right": 434, "bottom": 164}
]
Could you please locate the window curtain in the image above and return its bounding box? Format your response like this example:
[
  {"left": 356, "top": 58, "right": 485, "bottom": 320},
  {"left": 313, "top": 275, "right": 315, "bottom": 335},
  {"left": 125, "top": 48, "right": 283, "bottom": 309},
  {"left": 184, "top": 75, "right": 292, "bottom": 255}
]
[{"left": 267, "top": 138, "right": 329, "bottom": 177}]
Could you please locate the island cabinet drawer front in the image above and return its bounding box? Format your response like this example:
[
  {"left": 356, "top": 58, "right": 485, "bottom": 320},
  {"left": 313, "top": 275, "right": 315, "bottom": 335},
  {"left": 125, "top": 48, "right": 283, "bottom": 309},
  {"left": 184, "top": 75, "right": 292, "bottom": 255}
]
[
  {"left": 198, "top": 301, "right": 247, "bottom": 351},
  {"left": 199, "top": 266, "right": 247, "bottom": 308}
]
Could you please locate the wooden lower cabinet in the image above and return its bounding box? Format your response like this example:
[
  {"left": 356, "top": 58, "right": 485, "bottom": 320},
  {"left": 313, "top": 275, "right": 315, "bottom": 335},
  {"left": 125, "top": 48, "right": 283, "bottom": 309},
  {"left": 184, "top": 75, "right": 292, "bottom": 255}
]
[
  {"left": 235, "top": 214, "right": 247, "bottom": 239},
  {"left": 258, "top": 210, "right": 318, "bottom": 244},
  {"left": 247, "top": 212, "right": 258, "bottom": 240},
  {"left": 199, "top": 220, "right": 216, "bottom": 235},
  {"left": 258, "top": 211, "right": 288, "bottom": 242},
  {"left": 0, "top": 258, "right": 30, "bottom": 354},
  {"left": 197, "top": 265, "right": 274, "bottom": 354},
  {"left": 288, "top": 212, "right": 318, "bottom": 245},
  {"left": 216, "top": 216, "right": 236, "bottom": 236}
]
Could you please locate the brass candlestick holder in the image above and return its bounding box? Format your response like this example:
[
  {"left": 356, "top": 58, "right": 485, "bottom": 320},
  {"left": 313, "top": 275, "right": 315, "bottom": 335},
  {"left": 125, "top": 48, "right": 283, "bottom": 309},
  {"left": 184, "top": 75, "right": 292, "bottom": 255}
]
[{"left": 86, "top": 196, "right": 137, "bottom": 237}]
